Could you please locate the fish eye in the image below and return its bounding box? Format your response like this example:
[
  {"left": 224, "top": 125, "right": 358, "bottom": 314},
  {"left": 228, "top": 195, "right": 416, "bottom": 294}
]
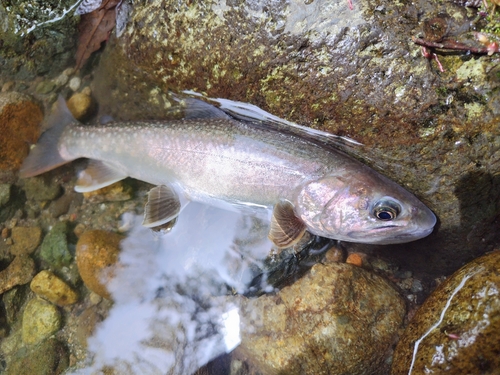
[{"left": 373, "top": 199, "right": 401, "bottom": 221}]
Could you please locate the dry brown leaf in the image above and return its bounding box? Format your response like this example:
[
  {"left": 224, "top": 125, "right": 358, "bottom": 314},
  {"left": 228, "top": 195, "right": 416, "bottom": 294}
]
[{"left": 75, "top": 0, "right": 121, "bottom": 70}]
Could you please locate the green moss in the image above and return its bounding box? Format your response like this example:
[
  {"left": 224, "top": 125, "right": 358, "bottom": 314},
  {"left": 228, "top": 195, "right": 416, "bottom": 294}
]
[{"left": 482, "top": 2, "right": 500, "bottom": 37}]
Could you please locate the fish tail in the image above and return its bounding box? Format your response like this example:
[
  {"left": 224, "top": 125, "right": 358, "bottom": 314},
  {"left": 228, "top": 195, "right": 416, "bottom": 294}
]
[{"left": 19, "top": 96, "right": 77, "bottom": 178}]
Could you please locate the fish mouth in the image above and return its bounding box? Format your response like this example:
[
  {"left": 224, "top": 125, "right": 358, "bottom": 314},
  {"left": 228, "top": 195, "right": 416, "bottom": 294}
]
[{"left": 347, "top": 224, "right": 435, "bottom": 244}]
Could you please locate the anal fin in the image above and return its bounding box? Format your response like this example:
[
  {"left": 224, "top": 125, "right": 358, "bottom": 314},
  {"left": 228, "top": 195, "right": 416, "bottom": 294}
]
[
  {"left": 75, "top": 160, "right": 128, "bottom": 193},
  {"left": 143, "top": 185, "right": 184, "bottom": 228},
  {"left": 269, "top": 200, "right": 307, "bottom": 248}
]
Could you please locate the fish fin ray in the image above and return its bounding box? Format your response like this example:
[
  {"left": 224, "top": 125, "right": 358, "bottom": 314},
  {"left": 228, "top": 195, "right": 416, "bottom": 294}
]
[
  {"left": 180, "top": 97, "right": 232, "bottom": 120},
  {"left": 269, "top": 200, "right": 307, "bottom": 248},
  {"left": 75, "top": 160, "right": 128, "bottom": 192},
  {"left": 142, "top": 185, "right": 184, "bottom": 227},
  {"left": 19, "top": 95, "right": 76, "bottom": 177}
]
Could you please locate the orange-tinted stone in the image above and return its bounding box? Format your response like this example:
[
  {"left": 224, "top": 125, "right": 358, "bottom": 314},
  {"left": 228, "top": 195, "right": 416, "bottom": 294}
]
[
  {"left": 0, "top": 92, "right": 43, "bottom": 171},
  {"left": 76, "top": 230, "right": 124, "bottom": 299}
]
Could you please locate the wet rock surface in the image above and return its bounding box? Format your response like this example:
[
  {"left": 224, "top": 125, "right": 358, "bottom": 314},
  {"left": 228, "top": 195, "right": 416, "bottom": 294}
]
[
  {"left": 0, "top": 255, "right": 36, "bottom": 294},
  {"left": 9, "top": 226, "right": 42, "bottom": 256},
  {"left": 391, "top": 250, "right": 500, "bottom": 375},
  {"left": 0, "top": 184, "right": 11, "bottom": 206},
  {"left": 23, "top": 176, "right": 62, "bottom": 202},
  {"left": 0, "top": 0, "right": 77, "bottom": 81},
  {"left": 40, "top": 221, "right": 72, "bottom": 268},
  {"left": 235, "top": 261, "right": 406, "bottom": 375},
  {"left": 22, "top": 297, "right": 61, "bottom": 346},
  {"left": 67, "top": 91, "right": 94, "bottom": 121},
  {"left": 30, "top": 270, "right": 78, "bottom": 306},
  {"left": 0, "top": 92, "right": 43, "bottom": 172},
  {"left": 6, "top": 337, "right": 69, "bottom": 375},
  {"left": 3, "top": 286, "right": 31, "bottom": 326},
  {"left": 76, "top": 229, "right": 124, "bottom": 299}
]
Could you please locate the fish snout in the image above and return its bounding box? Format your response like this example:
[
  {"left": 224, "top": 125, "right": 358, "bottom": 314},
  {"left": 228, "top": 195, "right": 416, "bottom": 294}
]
[{"left": 411, "top": 204, "right": 437, "bottom": 231}]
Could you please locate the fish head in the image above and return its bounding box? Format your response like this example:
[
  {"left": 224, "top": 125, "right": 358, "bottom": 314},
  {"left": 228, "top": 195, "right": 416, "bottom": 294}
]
[{"left": 295, "top": 173, "right": 437, "bottom": 244}]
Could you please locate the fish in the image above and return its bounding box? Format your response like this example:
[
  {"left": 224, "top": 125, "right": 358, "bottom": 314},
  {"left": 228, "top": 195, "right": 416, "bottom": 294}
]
[{"left": 20, "top": 96, "right": 436, "bottom": 247}]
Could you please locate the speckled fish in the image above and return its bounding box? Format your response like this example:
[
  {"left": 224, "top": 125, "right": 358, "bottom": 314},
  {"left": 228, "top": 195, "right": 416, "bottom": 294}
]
[{"left": 20, "top": 96, "right": 436, "bottom": 247}]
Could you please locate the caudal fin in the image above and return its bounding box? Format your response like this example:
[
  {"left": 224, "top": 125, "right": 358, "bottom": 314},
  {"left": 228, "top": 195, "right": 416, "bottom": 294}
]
[{"left": 19, "top": 96, "right": 77, "bottom": 178}]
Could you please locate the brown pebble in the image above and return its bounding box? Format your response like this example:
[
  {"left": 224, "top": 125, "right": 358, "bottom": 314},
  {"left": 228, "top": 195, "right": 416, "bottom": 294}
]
[
  {"left": 66, "top": 92, "right": 93, "bottom": 120},
  {"left": 324, "top": 245, "right": 345, "bottom": 263},
  {"left": 30, "top": 270, "right": 78, "bottom": 306},
  {"left": 9, "top": 226, "right": 42, "bottom": 256},
  {"left": 73, "top": 223, "right": 86, "bottom": 238},
  {"left": 0, "top": 255, "right": 36, "bottom": 294},
  {"left": 48, "top": 192, "right": 75, "bottom": 218},
  {"left": 75, "top": 306, "right": 103, "bottom": 348},
  {"left": 346, "top": 253, "right": 364, "bottom": 267},
  {"left": 76, "top": 230, "right": 124, "bottom": 299},
  {"left": 1, "top": 82, "right": 15, "bottom": 92},
  {"left": 1, "top": 227, "right": 9, "bottom": 239}
]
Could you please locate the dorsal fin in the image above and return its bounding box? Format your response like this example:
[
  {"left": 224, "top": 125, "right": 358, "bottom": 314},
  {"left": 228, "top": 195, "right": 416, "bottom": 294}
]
[{"left": 171, "top": 95, "right": 231, "bottom": 119}]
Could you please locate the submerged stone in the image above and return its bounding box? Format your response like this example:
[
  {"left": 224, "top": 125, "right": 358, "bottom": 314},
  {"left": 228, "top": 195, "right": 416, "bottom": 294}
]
[
  {"left": 0, "top": 255, "right": 36, "bottom": 295},
  {"left": 76, "top": 230, "right": 124, "bottom": 299},
  {"left": 40, "top": 222, "right": 72, "bottom": 268},
  {"left": 0, "top": 184, "right": 11, "bottom": 206},
  {"left": 23, "top": 176, "right": 62, "bottom": 202},
  {"left": 0, "top": 92, "right": 42, "bottom": 172},
  {"left": 10, "top": 226, "right": 42, "bottom": 256},
  {"left": 391, "top": 250, "right": 500, "bottom": 375},
  {"left": 3, "top": 285, "right": 31, "bottom": 326},
  {"left": 67, "top": 92, "right": 94, "bottom": 120},
  {"left": 30, "top": 270, "right": 78, "bottom": 306},
  {"left": 6, "top": 337, "right": 68, "bottom": 375},
  {"left": 22, "top": 298, "right": 61, "bottom": 346},
  {"left": 235, "top": 262, "right": 406, "bottom": 375}
]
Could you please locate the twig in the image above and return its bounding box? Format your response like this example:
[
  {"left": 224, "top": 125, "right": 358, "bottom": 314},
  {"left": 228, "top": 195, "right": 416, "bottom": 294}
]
[{"left": 412, "top": 36, "right": 497, "bottom": 54}]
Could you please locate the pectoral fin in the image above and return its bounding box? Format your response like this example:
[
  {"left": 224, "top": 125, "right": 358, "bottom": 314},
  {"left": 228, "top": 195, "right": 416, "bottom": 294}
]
[
  {"left": 268, "top": 201, "right": 307, "bottom": 248},
  {"left": 143, "top": 185, "right": 183, "bottom": 228},
  {"left": 75, "top": 160, "right": 128, "bottom": 193}
]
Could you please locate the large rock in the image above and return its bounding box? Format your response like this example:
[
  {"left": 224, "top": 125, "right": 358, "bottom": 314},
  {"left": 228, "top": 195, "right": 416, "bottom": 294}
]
[
  {"left": 391, "top": 250, "right": 500, "bottom": 375},
  {"left": 92, "top": 0, "right": 500, "bottom": 277},
  {"left": 235, "top": 262, "right": 406, "bottom": 375}
]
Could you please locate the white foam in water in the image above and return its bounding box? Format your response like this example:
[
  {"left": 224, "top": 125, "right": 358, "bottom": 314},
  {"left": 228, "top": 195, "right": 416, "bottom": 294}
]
[{"left": 73, "top": 202, "right": 273, "bottom": 374}]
